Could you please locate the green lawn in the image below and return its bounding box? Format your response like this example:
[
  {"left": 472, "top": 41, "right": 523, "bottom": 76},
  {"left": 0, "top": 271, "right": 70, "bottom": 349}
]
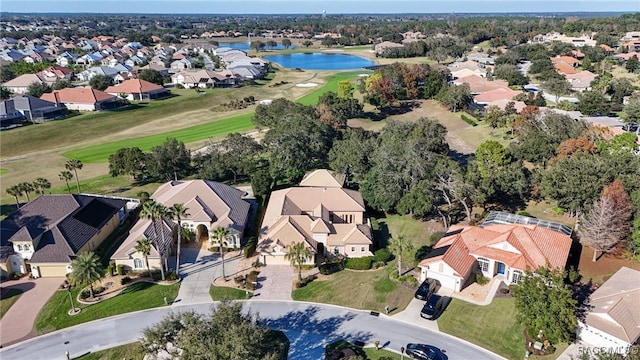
[
  {"left": 371, "top": 214, "right": 443, "bottom": 264},
  {"left": 0, "top": 288, "right": 24, "bottom": 319},
  {"left": 63, "top": 113, "right": 254, "bottom": 163},
  {"left": 438, "top": 298, "right": 525, "bottom": 360},
  {"left": 76, "top": 342, "right": 144, "bottom": 360},
  {"left": 0, "top": 168, "right": 6, "bottom": 175},
  {"left": 363, "top": 348, "right": 402, "bottom": 359},
  {"left": 298, "top": 70, "right": 370, "bottom": 106},
  {"left": 35, "top": 281, "right": 179, "bottom": 334},
  {"left": 292, "top": 264, "right": 414, "bottom": 313},
  {"left": 209, "top": 285, "right": 252, "bottom": 300}
]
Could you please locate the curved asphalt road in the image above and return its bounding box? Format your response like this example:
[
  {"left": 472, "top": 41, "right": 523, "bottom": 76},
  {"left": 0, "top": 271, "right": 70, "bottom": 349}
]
[{"left": 0, "top": 300, "right": 504, "bottom": 360}]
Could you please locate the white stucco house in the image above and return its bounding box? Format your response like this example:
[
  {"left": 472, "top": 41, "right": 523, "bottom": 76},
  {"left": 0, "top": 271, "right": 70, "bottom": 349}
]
[
  {"left": 578, "top": 267, "right": 640, "bottom": 355},
  {"left": 418, "top": 212, "right": 573, "bottom": 292}
]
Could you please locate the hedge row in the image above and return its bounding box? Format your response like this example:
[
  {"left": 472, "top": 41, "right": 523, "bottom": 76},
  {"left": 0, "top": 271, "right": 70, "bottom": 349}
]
[
  {"left": 461, "top": 114, "right": 478, "bottom": 127},
  {"left": 344, "top": 256, "right": 373, "bottom": 270}
]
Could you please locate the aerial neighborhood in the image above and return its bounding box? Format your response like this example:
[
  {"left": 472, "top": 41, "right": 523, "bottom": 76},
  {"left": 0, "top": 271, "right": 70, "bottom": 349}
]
[{"left": 1, "top": 7, "right": 640, "bottom": 360}]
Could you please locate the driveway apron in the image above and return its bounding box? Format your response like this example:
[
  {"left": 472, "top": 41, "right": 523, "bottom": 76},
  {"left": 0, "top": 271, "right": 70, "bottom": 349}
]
[
  {"left": 0, "top": 277, "right": 64, "bottom": 347},
  {"left": 173, "top": 247, "right": 239, "bottom": 305}
]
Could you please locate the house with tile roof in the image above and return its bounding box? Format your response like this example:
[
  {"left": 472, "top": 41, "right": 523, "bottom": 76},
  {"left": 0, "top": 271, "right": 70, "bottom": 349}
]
[
  {"left": 40, "top": 88, "right": 120, "bottom": 111},
  {"left": 578, "top": 267, "right": 640, "bottom": 355},
  {"left": 0, "top": 95, "right": 68, "bottom": 127},
  {"left": 0, "top": 194, "right": 128, "bottom": 278},
  {"left": 104, "top": 79, "right": 170, "bottom": 101},
  {"left": 473, "top": 87, "right": 522, "bottom": 104},
  {"left": 257, "top": 169, "right": 373, "bottom": 266},
  {"left": 418, "top": 211, "right": 573, "bottom": 292},
  {"left": 452, "top": 75, "right": 509, "bottom": 94},
  {"left": 111, "top": 180, "right": 251, "bottom": 273}
]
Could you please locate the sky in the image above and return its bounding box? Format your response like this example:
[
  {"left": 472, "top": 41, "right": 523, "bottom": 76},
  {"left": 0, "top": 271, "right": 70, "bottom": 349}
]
[{"left": 0, "top": 0, "right": 638, "bottom": 14}]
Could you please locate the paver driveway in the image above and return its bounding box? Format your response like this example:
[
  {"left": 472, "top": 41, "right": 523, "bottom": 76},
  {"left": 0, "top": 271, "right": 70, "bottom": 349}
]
[
  {"left": 0, "top": 277, "right": 63, "bottom": 347},
  {"left": 253, "top": 265, "right": 293, "bottom": 301},
  {"left": 173, "top": 247, "right": 240, "bottom": 305}
]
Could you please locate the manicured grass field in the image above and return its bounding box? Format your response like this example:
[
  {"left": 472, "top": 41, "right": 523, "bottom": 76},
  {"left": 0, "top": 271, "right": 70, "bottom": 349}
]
[
  {"left": 64, "top": 113, "right": 254, "bottom": 163},
  {"left": 34, "top": 281, "right": 179, "bottom": 333},
  {"left": 209, "top": 285, "right": 252, "bottom": 300},
  {"left": 298, "top": 70, "right": 370, "bottom": 106},
  {"left": 0, "top": 169, "right": 6, "bottom": 175},
  {"left": 76, "top": 342, "right": 144, "bottom": 360},
  {"left": 292, "top": 264, "right": 414, "bottom": 313},
  {"left": 0, "top": 288, "right": 23, "bottom": 319},
  {"left": 438, "top": 298, "right": 524, "bottom": 360},
  {"left": 371, "top": 214, "right": 443, "bottom": 265}
]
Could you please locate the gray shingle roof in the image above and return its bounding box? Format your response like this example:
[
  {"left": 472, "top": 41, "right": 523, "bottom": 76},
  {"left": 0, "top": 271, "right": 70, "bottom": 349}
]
[{"left": 1, "top": 194, "right": 127, "bottom": 264}]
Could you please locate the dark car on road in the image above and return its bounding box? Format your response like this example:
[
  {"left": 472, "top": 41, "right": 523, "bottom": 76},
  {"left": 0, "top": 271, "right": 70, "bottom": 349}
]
[
  {"left": 414, "top": 279, "right": 437, "bottom": 300},
  {"left": 420, "top": 294, "right": 443, "bottom": 320},
  {"left": 405, "top": 343, "right": 443, "bottom": 360}
]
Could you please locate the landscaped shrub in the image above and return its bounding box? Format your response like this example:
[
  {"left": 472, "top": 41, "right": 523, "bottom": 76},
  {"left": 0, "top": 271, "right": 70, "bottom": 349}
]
[
  {"left": 550, "top": 206, "right": 565, "bottom": 216},
  {"left": 120, "top": 276, "right": 132, "bottom": 285},
  {"left": 234, "top": 275, "right": 245, "bottom": 285},
  {"left": 517, "top": 211, "right": 533, "bottom": 217},
  {"left": 344, "top": 256, "right": 373, "bottom": 270},
  {"left": 373, "top": 248, "right": 393, "bottom": 264},
  {"left": 107, "top": 260, "right": 116, "bottom": 276},
  {"left": 166, "top": 271, "right": 178, "bottom": 281},
  {"left": 244, "top": 237, "right": 258, "bottom": 258},
  {"left": 93, "top": 286, "right": 105, "bottom": 294},
  {"left": 475, "top": 274, "right": 489, "bottom": 286},
  {"left": 246, "top": 270, "right": 259, "bottom": 284},
  {"left": 116, "top": 264, "right": 125, "bottom": 276},
  {"left": 319, "top": 260, "right": 345, "bottom": 275},
  {"left": 79, "top": 290, "right": 90, "bottom": 299},
  {"left": 295, "top": 274, "right": 317, "bottom": 288},
  {"left": 461, "top": 114, "right": 478, "bottom": 126}
]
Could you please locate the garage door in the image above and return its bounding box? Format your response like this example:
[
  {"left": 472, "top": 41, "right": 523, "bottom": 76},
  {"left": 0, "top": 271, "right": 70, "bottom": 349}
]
[
  {"left": 37, "top": 265, "right": 68, "bottom": 277},
  {"left": 262, "top": 254, "right": 289, "bottom": 266},
  {"left": 427, "top": 270, "right": 459, "bottom": 291}
]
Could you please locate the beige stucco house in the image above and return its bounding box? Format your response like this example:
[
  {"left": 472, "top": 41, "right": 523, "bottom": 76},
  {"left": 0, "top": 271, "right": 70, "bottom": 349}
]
[
  {"left": 0, "top": 194, "right": 128, "bottom": 278},
  {"left": 111, "top": 180, "right": 251, "bottom": 272},
  {"left": 578, "top": 267, "right": 640, "bottom": 355},
  {"left": 257, "top": 169, "right": 373, "bottom": 266},
  {"left": 418, "top": 212, "right": 573, "bottom": 292}
]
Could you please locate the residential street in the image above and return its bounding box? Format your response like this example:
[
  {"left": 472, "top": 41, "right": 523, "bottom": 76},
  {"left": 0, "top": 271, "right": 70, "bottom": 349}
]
[{"left": 0, "top": 301, "right": 506, "bottom": 360}]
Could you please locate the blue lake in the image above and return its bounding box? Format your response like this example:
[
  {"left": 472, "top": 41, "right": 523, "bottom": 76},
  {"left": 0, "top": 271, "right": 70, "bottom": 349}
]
[
  {"left": 262, "top": 53, "right": 375, "bottom": 70},
  {"left": 217, "top": 42, "right": 289, "bottom": 51}
]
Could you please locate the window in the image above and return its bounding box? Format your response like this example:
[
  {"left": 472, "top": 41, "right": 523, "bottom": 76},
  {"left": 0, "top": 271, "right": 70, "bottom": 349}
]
[
  {"left": 17, "top": 244, "right": 23, "bottom": 251},
  {"left": 134, "top": 258, "right": 143, "bottom": 269},
  {"left": 24, "top": 244, "right": 30, "bottom": 251},
  {"left": 360, "top": 246, "right": 365, "bottom": 252},
  {"left": 512, "top": 270, "right": 523, "bottom": 284},
  {"left": 477, "top": 257, "right": 489, "bottom": 272},
  {"left": 351, "top": 246, "right": 355, "bottom": 252},
  {"left": 334, "top": 246, "right": 340, "bottom": 255}
]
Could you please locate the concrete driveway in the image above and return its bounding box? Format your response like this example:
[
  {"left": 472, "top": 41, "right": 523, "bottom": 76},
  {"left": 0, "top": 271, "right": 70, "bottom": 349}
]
[
  {"left": 252, "top": 265, "right": 293, "bottom": 301},
  {"left": 173, "top": 247, "right": 240, "bottom": 305},
  {"left": 392, "top": 298, "right": 440, "bottom": 332},
  {"left": 0, "top": 276, "right": 64, "bottom": 347}
]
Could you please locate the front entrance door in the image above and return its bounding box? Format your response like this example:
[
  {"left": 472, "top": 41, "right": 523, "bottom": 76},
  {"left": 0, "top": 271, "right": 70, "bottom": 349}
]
[{"left": 497, "top": 262, "right": 505, "bottom": 275}]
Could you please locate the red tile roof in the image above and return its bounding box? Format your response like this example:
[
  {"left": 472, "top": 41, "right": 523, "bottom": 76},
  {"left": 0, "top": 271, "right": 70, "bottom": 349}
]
[
  {"left": 104, "top": 79, "right": 164, "bottom": 94},
  {"left": 473, "top": 87, "right": 522, "bottom": 103},
  {"left": 551, "top": 56, "right": 580, "bottom": 66},
  {"left": 41, "top": 88, "right": 116, "bottom": 104},
  {"left": 420, "top": 223, "right": 572, "bottom": 277},
  {"left": 555, "top": 62, "right": 578, "bottom": 75}
]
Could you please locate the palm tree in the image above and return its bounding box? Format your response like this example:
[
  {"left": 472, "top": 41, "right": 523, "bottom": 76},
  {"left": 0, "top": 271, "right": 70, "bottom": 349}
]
[
  {"left": 168, "top": 203, "right": 189, "bottom": 278},
  {"left": 59, "top": 170, "right": 73, "bottom": 194},
  {"left": 135, "top": 238, "right": 153, "bottom": 278},
  {"left": 18, "top": 182, "right": 34, "bottom": 202},
  {"left": 33, "top": 177, "right": 51, "bottom": 195},
  {"left": 68, "top": 252, "right": 105, "bottom": 299},
  {"left": 65, "top": 159, "right": 83, "bottom": 194},
  {"left": 285, "top": 242, "right": 312, "bottom": 282},
  {"left": 389, "top": 234, "right": 413, "bottom": 277},
  {"left": 140, "top": 200, "right": 167, "bottom": 281},
  {"left": 211, "top": 227, "right": 229, "bottom": 280},
  {"left": 6, "top": 185, "right": 22, "bottom": 209}
]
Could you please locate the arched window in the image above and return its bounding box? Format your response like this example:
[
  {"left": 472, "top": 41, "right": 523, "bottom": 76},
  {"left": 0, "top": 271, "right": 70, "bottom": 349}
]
[
  {"left": 333, "top": 246, "right": 340, "bottom": 255},
  {"left": 133, "top": 258, "right": 143, "bottom": 269},
  {"left": 512, "top": 270, "right": 523, "bottom": 284},
  {"left": 477, "top": 257, "right": 490, "bottom": 272}
]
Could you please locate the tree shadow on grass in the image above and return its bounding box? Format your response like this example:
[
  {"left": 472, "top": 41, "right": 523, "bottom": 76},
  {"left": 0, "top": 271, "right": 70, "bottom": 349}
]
[{"left": 262, "top": 306, "right": 372, "bottom": 360}]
